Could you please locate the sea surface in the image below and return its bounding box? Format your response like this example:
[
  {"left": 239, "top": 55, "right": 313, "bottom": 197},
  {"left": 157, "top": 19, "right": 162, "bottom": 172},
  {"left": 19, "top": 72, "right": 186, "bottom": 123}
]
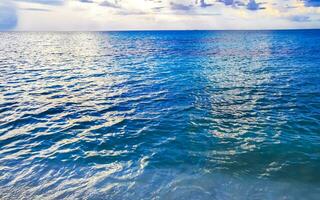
[{"left": 0, "top": 30, "right": 320, "bottom": 199}]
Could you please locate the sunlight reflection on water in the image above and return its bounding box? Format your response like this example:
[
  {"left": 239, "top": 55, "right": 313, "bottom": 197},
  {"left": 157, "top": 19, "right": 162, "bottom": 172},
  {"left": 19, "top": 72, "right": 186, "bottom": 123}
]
[{"left": 0, "top": 31, "right": 320, "bottom": 199}]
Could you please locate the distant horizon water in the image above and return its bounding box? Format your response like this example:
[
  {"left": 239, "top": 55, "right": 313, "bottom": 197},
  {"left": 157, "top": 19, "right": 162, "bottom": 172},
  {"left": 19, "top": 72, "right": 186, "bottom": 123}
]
[{"left": 2, "top": 28, "right": 320, "bottom": 32}]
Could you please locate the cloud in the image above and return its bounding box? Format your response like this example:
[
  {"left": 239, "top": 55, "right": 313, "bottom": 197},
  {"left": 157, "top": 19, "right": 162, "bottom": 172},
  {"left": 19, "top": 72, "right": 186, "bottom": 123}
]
[
  {"left": 99, "top": 0, "right": 121, "bottom": 8},
  {"left": 0, "top": 1, "right": 18, "bottom": 30},
  {"left": 290, "top": 15, "right": 311, "bottom": 22},
  {"left": 79, "top": 0, "right": 94, "bottom": 3},
  {"left": 7, "top": 0, "right": 320, "bottom": 30},
  {"left": 246, "top": 0, "right": 264, "bottom": 11},
  {"left": 218, "top": 0, "right": 236, "bottom": 6},
  {"left": 217, "top": 0, "right": 247, "bottom": 7},
  {"left": 115, "top": 10, "right": 147, "bottom": 15},
  {"left": 170, "top": 2, "right": 193, "bottom": 11},
  {"left": 196, "top": 0, "right": 212, "bottom": 8},
  {"left": 22, "top": 7, "right": 51, "bottom": 11},
  {"left": 14, "top": 0, "right": 64, "bottom": 5},
  {"left": 217, "top": 0, "right": 264, "bottom": 11}
]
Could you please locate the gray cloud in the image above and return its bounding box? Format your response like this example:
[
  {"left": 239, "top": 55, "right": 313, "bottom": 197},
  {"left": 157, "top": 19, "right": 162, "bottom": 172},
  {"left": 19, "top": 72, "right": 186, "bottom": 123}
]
[
  {"left": 23, "top": 7, "right": 52, "bottom": 11},
  {"left": 196, "top": 0, "right": 212, "bottom": 8},
  {"left": 170, "top": 2, "right": 193, "bottom": 10},
  {"left": 79, "top": 0, "right": 94, "bottom": 3},
  {"left": 290, "top": 15, "right": 311, "bottom": 22},
  {"left": 218, "top": 0, "right": 235, "bottom": 6},
  {"left": 100, "top": 0, "right": 121, "bottom": 8},
  {"left": 217, "top": 0, "right": 247, "bottom": 7},
  {"left": 247, "top": 0, "right": 264, "bottom": 10},
  {"left": 217, "top": 0, "right": 265, "bottom": 10},
  {"left": 152, "top": 6, "right": 165, "bottom": 11}
]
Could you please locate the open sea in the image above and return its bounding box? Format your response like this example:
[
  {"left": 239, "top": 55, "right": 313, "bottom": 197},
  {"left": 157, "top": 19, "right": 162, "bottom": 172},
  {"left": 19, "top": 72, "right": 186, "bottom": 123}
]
[{"left": 0, "top": 30, "right": 320, "bottom": 199}]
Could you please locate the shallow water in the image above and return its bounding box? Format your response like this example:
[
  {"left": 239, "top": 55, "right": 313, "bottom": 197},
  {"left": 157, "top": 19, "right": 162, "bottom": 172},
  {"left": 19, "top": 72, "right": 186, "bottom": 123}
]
[{"left": 0, "top": 30, "right": 320, "bottom": 199}]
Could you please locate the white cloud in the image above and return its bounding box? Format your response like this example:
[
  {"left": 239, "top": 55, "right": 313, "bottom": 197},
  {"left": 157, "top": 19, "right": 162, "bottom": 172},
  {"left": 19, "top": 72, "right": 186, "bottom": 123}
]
[{"left": 2, "top": 0, "right": 318, "bottom": 30}]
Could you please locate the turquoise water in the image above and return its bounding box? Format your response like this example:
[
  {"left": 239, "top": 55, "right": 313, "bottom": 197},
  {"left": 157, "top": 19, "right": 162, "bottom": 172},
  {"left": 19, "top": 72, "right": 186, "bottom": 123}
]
[{"left": 0, "top": 30, "right": 320, "bottom": 199}]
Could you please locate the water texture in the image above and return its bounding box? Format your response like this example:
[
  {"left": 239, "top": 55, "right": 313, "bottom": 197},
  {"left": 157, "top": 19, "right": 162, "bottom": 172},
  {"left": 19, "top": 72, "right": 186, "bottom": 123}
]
[{"left": 0, "top": 30, "right": 320, "bottom": 199}]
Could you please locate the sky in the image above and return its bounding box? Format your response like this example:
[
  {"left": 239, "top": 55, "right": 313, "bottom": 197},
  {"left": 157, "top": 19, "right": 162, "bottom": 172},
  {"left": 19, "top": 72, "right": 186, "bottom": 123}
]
[{"left": 0, "top": 0, "right": 320, "bottom": 30}]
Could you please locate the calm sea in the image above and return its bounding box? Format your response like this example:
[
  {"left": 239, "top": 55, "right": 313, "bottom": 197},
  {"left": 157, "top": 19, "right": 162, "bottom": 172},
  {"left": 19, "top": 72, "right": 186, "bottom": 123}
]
[{"left": 0, "top": 30, "right": 320, "bottom": 199}]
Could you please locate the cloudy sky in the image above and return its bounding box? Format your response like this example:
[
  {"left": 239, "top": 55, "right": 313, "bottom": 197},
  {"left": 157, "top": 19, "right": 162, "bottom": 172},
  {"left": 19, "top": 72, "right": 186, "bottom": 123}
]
[{"left": 0, "top": 0, "right": 320, "bottom": 30}]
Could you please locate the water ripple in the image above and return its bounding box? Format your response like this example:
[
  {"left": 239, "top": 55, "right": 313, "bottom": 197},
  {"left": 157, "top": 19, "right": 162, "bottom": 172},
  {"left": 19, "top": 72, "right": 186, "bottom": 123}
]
[{"left": 0, "top": 31, "right": 320, "bottom": 199}]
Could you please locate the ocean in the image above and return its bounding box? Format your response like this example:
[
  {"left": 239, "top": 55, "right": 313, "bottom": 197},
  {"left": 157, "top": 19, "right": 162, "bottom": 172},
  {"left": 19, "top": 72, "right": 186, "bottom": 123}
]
[{"left": 0, "top": 30, "right": 320, "bottom": 199}]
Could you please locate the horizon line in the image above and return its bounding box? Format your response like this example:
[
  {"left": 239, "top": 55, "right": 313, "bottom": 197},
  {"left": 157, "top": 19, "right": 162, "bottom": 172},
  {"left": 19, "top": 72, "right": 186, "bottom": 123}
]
[{"left": 1, "top": 28, "right": 320, "bottom": 32}]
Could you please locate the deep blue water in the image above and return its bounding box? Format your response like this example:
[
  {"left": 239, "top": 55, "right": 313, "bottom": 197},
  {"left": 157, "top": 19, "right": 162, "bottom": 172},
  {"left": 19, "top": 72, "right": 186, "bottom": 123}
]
[{"left": 0, "top": 30, "right": 320, "bottom": 199}]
